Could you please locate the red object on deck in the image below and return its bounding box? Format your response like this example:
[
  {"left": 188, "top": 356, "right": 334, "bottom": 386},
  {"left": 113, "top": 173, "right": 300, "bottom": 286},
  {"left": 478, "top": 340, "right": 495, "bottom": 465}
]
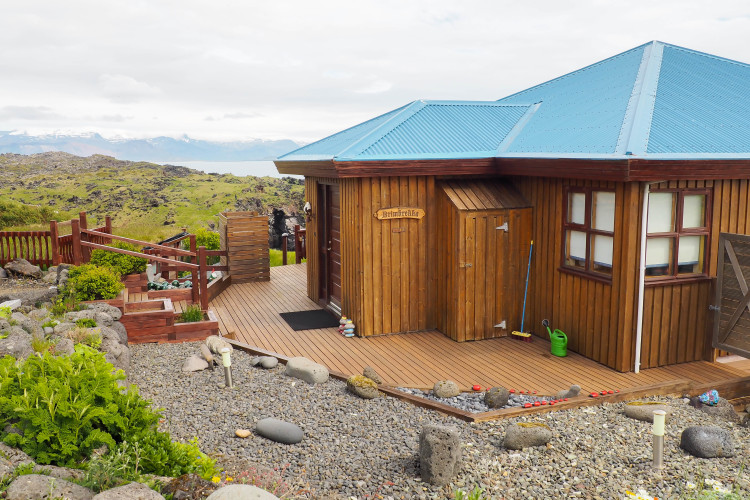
[
  {"left": 533, "top": 401, "right": 541, "bottom": 407},
  {"left": 472, "top": 385, "right": 481, "bottom": 391},
  {"left": 524, "top": 403, "right": 532, "bottom": 408},
  {"left": 590, "top": 392, "right": 599, "bottom": 398},
  {"left": 608, "top": 390, "right": 614, "bottom": 394},
  {"left": 509, "top": 389, "right": 515, "bottom": 393}
]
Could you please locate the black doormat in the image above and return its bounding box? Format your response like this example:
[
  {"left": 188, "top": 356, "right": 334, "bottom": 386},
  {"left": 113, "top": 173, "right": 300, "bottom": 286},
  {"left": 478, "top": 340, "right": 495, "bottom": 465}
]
[{"left": 280, "top": 309, "right": 340, "bottom": 331}]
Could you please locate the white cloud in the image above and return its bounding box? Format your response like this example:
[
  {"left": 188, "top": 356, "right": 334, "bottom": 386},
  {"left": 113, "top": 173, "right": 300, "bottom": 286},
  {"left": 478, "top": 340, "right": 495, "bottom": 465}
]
[
  {"left": 98, "top": 74, "right": 161, "bottom": 104},
  {"left": 353, "top": 80, "right": 393, "bottom": 94}
]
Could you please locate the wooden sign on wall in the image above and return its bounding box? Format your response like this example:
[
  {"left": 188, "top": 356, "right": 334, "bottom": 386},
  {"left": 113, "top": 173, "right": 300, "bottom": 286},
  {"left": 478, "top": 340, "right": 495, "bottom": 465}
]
[{"left": 375, "top": 207, "right": 425, "bottom": 220}]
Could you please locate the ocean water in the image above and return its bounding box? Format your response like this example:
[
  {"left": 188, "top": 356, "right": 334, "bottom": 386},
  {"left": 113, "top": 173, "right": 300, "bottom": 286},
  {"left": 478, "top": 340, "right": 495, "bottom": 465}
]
[{"left": 157, "top": 160, "right": 300, "bottom": 178}]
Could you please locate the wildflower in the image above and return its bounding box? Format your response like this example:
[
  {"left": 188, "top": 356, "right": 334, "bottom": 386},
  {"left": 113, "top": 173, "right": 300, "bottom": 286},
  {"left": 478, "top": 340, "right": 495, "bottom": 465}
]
[
  {"left": 226, "top": 476, "right": 234, "bottom": 482},
  {"left": 211, "top": 476, "right": 221, "bottom": 484}
]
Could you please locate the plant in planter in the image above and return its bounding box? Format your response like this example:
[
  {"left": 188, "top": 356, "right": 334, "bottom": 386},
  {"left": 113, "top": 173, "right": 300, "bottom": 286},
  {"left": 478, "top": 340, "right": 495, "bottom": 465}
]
[
  {"left": 67, "top": 264, "right": 124, "bottom": 302},
  {"left": 178, "top": 304, "right": 204, "bottom": 323}
]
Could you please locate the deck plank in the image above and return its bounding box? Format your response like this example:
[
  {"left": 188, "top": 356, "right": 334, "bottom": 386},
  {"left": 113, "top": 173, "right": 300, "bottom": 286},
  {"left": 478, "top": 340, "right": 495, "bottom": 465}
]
[{"left": 208, "top": 264, "right": 750, "bottom": 393}]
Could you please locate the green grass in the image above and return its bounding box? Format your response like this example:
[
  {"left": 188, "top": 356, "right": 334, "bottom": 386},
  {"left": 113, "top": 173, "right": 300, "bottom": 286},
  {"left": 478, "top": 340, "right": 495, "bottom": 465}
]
[
  {"left": 0, "top": 154, "right": 305, "bottom": 244},
  {"left": 269, "top": 249, "right": 306, "bottom": 267}
]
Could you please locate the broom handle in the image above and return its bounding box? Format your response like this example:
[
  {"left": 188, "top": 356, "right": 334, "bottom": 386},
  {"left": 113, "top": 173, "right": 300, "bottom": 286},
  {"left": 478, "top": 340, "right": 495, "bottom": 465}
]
[{"left": 520, "top": 240, "right": 533, "bottom": 332}]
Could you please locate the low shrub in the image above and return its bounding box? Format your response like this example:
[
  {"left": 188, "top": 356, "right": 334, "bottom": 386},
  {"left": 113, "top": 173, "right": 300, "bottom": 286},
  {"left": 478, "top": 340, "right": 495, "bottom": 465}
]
[
  {"left": 89, "top": 241, "right": 148, "bottom": 276},
  {"left": 76, "top": 318, "right": 97, "bottom": 328},
  {"left": 182, "top": 228, "right": 221, "bottom": 265},
  {"left": 66, "top": 327, "right": 102, "bottom": 349},
  {"left": 41, "top": 319, "right": 59, "bottom": 329},
  {"left": 67, "top": 264, "right": 124, "bottom": 302},
  {"left": 30, "top": 335, "right": 56, "bottom": 354},
  {"left": 0, "top": 306, "right": 11, "bottom": 319},
  {"left": 178, "top": 304, "right": 204, "bottom": 323},
  {"left": 0, "top": 346, "right": 216, "bottom": 477}
]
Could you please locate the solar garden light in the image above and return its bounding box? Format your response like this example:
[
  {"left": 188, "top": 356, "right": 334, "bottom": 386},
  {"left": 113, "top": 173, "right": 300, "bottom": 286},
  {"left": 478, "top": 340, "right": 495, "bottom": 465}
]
[
  {"left": 652, "top": 410, "right": 666, "bottom": 469},
  {"left": 220, "top": 347, "right": 233, "bottom": 388}
]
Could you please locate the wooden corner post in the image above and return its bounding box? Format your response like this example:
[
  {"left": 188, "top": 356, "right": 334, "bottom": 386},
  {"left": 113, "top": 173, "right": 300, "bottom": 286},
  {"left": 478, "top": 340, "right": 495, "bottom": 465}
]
[
  {"left": 190, "top": 234, "right": 199, "bottom": 306},
  {"left": 71, "top": 219, "right": 82, "bottom": 266},
  {"left": 49, "top": 220, "right": 60, "bottom": 266},
  {"left": 198, "top": 245, "right": 209, "bottom": 311}
]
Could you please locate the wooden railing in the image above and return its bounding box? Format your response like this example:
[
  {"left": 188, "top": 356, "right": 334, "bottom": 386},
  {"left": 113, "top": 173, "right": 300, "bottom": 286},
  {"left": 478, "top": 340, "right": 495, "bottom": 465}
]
[{"left": 52, "top": 212, "right": 112, "bottom": 266}]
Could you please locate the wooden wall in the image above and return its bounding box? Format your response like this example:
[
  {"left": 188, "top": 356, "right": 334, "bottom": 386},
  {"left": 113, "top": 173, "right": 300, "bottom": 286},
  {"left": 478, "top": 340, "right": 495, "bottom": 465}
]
[
  {"left": 219, "top": 211, "right": 269, "bottom": 283},
  {"left": 512, "top": 177, "right": 641, "bottom": 372}
]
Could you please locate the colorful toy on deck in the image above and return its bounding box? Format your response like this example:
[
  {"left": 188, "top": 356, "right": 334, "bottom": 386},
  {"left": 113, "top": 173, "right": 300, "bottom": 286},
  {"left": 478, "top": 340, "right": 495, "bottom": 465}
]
[{"left": 698, "top": 389, "right": 720, "bottom": 406}]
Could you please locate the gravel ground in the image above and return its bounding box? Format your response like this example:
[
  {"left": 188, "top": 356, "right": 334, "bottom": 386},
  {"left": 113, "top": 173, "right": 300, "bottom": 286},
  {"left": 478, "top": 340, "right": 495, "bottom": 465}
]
[{"left": 129, "top": 342, "right": 750, "bottom": 500}]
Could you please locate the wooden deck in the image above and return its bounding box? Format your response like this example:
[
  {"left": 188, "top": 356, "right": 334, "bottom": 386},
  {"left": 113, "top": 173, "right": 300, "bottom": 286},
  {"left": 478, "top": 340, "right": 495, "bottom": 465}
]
[{"left": 207, "top": 264, "right": 749, "bottom": 394}]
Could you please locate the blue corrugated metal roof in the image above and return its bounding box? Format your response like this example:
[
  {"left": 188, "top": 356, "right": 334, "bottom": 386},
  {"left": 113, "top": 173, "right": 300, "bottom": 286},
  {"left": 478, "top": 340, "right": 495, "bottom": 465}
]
[
  {"left": 279, "top": 101, "right": 533, "bottom": 161},
  {"left": 278, "top": 41, "right": 750, "bottom": 163}
]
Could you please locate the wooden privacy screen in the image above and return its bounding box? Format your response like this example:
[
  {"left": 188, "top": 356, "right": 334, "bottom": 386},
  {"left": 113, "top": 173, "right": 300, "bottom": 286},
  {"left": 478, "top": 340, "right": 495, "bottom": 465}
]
[
  {"left": 713, "top": 233, "right": 750, "bottom": 357},
  {"left": 219, "top": 211, "right": 269, "bottom": 283}
]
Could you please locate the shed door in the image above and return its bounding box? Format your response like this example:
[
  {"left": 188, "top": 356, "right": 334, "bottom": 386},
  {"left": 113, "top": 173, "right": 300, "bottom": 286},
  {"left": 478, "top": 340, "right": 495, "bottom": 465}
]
[
  {"left": 459, "top": 213, "right": 518, "bottom": 341},
  {"left": 713, "top": 233, "right": 750, "bottom": 357}
]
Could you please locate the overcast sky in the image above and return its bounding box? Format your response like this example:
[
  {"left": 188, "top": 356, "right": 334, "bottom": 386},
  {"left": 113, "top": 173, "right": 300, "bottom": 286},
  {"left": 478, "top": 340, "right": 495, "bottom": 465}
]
[{"left": 1, "top": 1, "right": 749, "bottom": 143}]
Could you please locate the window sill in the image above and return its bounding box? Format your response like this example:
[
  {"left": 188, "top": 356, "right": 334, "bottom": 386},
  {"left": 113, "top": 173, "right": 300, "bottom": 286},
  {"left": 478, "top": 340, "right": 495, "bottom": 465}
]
[
  {"left": 644, "top": 274, "right": 711, "bottom": 287},
  {"left": 558, "top": 266, "right": 613, "bottom": 285}
]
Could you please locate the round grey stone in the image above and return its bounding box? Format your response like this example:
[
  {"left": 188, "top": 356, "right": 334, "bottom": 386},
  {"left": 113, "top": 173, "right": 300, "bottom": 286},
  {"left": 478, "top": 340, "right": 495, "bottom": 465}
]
[
  {"left": 5, "top": 474, "right": 94, "bottom": 500},
  {"left": 347, "top": 374, "right": 380, "bottom": 399},
  {"left": 255, "top": 417, "right": 303, "bottom": 444},
  {"left": 284, "top": 356, "right": 328, "bottom": 384},
  {"left": 484, "top": 387, "right": 510, "bottom": 409},
  {"left": 433, "top": 380, "right": 460, "bottom": 398},
  {"left": 363, "top": 366, "right": 383, "bottom": 384},
  {"left": 503, "top": 422, "right": 553, "bottom": 450},
  {"left": 259, "top": 356, "right": 278, "bottom": 369},
  {"left": 624, "top": 402, "right": 672, "bottom": 422},
  {"left": 680, "top": 426, "right": 735, "bottom": 458},
  {"left": 182, "top": 354, "right": 209, "bottom": 372},
  {"left": 419, "top": 424, "right": 461, "bottom": 486},
  {"left": 91, "top": 481, "right": 165, "bottom": 499}
]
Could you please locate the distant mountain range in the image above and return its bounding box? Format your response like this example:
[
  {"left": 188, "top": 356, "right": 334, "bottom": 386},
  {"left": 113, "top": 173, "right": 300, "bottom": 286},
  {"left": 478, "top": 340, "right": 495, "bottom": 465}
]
[{"left": 0, "top": 131, "right": 301, "bottom": 162}]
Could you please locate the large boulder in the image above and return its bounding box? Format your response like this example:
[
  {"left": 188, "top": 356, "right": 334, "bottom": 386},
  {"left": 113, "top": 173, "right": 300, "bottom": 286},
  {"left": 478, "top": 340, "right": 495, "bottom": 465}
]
[
  {"left": 53, "top": 337, "right": 76, "bottom": 356},
  {"left": 255, "top": 417, "right": 303, "bottom": 444},
  {"left": 694, "top": 399, "right": 741, "bottom": 423},
  {"left": 206, "top": 484, "right": 280, "bottom": 499},
  {"left": 101, "top": 338, "right": 131, "bottom": 373},
  {"left": 86, "top": 303, "right": 123, "bottom": 322},
  {"left": 0, "top": 443, "right": 33, "bottom": 466},
  {"left": 92, "top": 481, "right": 165, "bottom": 499},
  {"left": 484, "top": 387, "right": 510, "bottom": 409},
  {"left": 624, "top": 402, "right": 673, "bottom": 423},
  {"left": 680, "top": 426, "right": 735, "bottom": 458},
  {"left": 433, "top": 380, "right": 460, "bottom": 398},
  {"left": 0, "top": 330, "right": 33, "bottom": 359},
  {"left": 0, "top": 299, "right": 22, "bottom": 311},
  {"left": 419, "top": 425, "right": 462, "bottom": 486},
  {"left": 503, "top": 422, "right": 553, "bottom": 450},
  {"left": 108, "top": 322, "right": 129, "bottom": 345},
  {"left": 0, "top": 288, "right": 59, "bottom": 308},
  {"left": 284, "top": 356, "right": 328, "bottom": 384},
  {"left": 346, "top": 374, "right": 379, "bottom": 399},
  {"left": 4, "top": 259, "right": 43, "bottom": 279},
  {"left": 5, "top": 474, "right": 94, "bottom": 500}
]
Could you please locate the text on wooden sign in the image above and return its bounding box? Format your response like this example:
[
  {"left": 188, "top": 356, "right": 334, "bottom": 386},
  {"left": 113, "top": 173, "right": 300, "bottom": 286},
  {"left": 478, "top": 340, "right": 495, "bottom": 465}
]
[{"left": 375, "top": 207, "right": 425, "bottom": 220}]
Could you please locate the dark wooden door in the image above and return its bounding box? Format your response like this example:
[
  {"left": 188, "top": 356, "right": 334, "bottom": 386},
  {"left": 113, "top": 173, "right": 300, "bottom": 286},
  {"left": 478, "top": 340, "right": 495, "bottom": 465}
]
[
  {"left": 318, "top": 184, "right": 341, "bottom": 313},
  {"left": 713, "top": 233, "right": 750, "bottom": 358}
]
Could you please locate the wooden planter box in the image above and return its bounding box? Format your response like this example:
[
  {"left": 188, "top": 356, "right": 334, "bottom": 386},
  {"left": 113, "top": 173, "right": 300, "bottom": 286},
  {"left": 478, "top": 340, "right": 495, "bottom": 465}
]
[
  {"left": 172, "top": 309, "right": 219, "bottom": 342},
  {"left": 120, "top": 299, "right": 176, "bottom": 344},
  {"left": 148, "top": 287, "right": 193, "bottom": 303}
]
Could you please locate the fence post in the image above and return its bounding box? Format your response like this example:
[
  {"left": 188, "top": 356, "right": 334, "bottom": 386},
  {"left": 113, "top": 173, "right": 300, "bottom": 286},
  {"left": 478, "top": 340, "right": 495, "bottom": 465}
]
[
  {"left": 49, "top": 221, "right": 60, "bottom": 266},
  {"left": 190, "top": 234, "right": 198, "bottom": 305},
  {"left": 104, "top": 216, "right": 112, "bottom": 245},
  {"left": 282, "top": 233, "right": 288, "bottom": 265},
  {"left": 78, "top": 212, "right": 90, "bottom": 263},
  {"left": 294, "top": 225, "right": 302, "bottom": 264},
  {"left": 198, "top": 246, "right": 208, "bottom": 311},
  {"left": 71, "top": 219, "right": 82, "bottom": 266}
]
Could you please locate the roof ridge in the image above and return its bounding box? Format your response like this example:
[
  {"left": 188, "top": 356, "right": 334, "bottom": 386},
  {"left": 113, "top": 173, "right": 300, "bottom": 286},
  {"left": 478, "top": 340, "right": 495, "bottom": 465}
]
[
  {"left": 336, "top": 100, "right": 426, "bottom": 159},
  {"left": 616, "top": 41, "right": 664, "bottom": 156}
]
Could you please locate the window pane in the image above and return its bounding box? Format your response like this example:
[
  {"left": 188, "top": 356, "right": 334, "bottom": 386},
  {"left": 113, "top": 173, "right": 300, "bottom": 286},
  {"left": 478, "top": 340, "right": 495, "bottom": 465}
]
[
  {"left": 565, "top": 230, "right": 586, "bottom": 268},
  {"left": 647, "top": 192, "right": 675, "bottom": 233},
  {"left": 591, "top": 235, "right": 613, "bottom": 275},
  {"left": 678, "top": 235, "right": 705, "bottom": 274},
  {"left": 592, "top": 191, "right": 615, "bottom": 232},
  {"left": 568, "top": 192, "right": 585, "bottom": 225},
  {"left": 645, "top": 237, "right": 673, "bottom": 276},
  {"left": 683, "top": 194, "right": 706, "bottom": 229}
]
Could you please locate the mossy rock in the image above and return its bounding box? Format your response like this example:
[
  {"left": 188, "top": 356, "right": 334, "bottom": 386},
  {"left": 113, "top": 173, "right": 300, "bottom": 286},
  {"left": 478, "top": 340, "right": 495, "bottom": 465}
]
[
  {"left": 517, "top": 422, "right": 550, "bottom": 429},
  {"left": 504, "top": 421, "right": 552, "bottom": 450},
  {"left": 624, "top": 401, "right": 672, "bottom": 422},
  {"left": 347, "top": 374, "right": 379, "bottom": 399}
]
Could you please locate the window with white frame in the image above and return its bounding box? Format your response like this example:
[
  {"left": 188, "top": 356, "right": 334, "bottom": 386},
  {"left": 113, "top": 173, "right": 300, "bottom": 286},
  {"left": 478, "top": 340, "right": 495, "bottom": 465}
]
[
  {"left": 562, "top": 188, "right": 615, "bottom": 277},
  {"left": 645, "top": 189, "right": 710, "bottom": 279}
]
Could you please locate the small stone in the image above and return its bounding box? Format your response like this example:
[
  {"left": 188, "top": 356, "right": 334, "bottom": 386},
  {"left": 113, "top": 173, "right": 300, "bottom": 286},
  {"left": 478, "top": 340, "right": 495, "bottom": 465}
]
[
  {"left": 624, "top": 401, "right": 672, "bottom": 422},
  {"left": 695, "top": 399, "right": 741, "bottom": 423},
  {"left": 680, "top": 426, "right": 735, "bottom": 458},
  {"left": 0, "top": 299, "right": 22, "bottom": 311},
  {"left": 484, "top": 387, "right": 510, "bottom": 409},
  {"left": 347, "top": 374, "right": 380, "bottom": 399},
  {"left": 363, "top": 366, "right": 383, "bottom": 384},
  {"left": 182, "top": 354, "right": 209, "bottom": 372},
  {"left": 250, "top": 356, "right": 263, "bottom": 366},
  {"left": 419, "top": 425, "right": 461, "bottom": 486},
  {"left": 205, "top": 335, "right": 233, "bottom": 355},
  {"left": 503, "top": 422, "right": 552, "bottom": 450},
  {"left": 255, "top": 417, "right": 303, "bottom": 444},
  {"left": 259, "top": 356, "right": 278, "bottom": 369},
  {"left": 284, "top": 356, "right": 328, "bottom": 384},
  {"left": 556, "top": 384, "right": 581, "bottom": 400},
  {"left": 432, "top": 380, "right": 460, "bottom": 398},
  {"left": 235, "top": 429, "right": 252, "bottom": 438},
  {"left": 4, "top": 259, "right": 43, "bottom": 279}
]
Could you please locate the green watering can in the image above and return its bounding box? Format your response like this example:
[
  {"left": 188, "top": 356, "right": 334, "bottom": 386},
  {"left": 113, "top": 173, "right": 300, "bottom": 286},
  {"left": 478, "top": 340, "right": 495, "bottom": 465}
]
[{"left": 542, "top": 319, "right": 568, "bottom": 357}]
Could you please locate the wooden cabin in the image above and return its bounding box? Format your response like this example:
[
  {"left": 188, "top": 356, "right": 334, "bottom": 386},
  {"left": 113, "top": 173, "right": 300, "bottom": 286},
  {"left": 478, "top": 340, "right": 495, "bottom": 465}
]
[{"left": 276, "top": 41, "right": 750, "bottom": 373}]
